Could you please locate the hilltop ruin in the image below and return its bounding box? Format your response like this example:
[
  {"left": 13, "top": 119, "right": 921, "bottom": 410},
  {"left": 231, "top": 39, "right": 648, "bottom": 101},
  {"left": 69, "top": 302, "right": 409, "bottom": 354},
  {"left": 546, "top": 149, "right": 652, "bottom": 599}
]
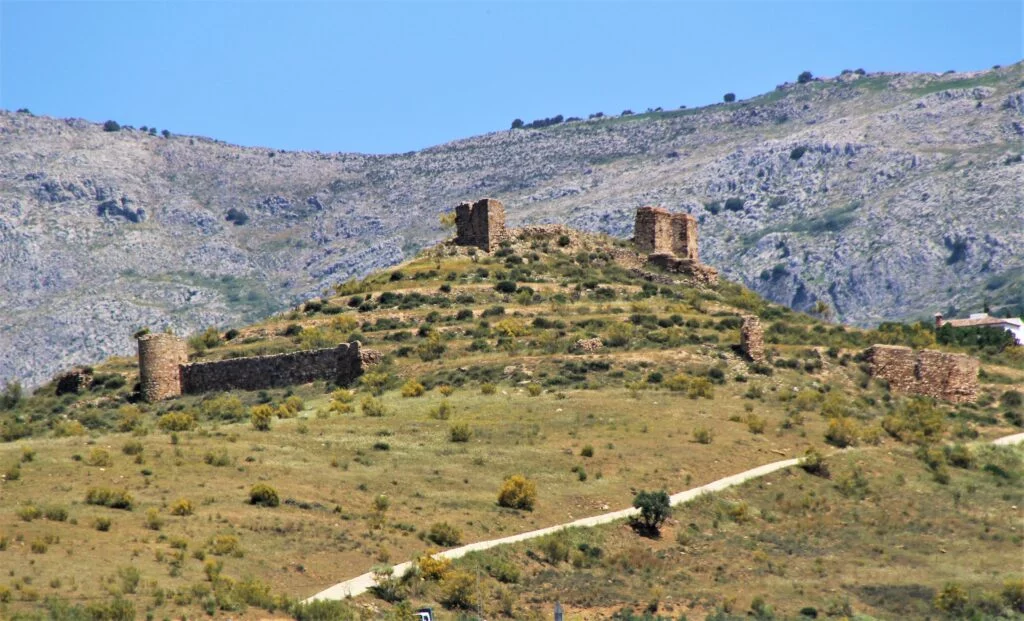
[
  {"left": 633, "top": 207, "right": 718, "bottom": 285},
  {"left": 455, "top": 198, "right": 508, "bottom": 252}
]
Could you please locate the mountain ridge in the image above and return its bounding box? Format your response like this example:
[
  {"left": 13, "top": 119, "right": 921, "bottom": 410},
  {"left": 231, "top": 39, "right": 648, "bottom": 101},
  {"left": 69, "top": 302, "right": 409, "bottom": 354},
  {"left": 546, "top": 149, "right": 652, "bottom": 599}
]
[{"left": 2, "top": 62, "right": 1022, "bottom": 387}]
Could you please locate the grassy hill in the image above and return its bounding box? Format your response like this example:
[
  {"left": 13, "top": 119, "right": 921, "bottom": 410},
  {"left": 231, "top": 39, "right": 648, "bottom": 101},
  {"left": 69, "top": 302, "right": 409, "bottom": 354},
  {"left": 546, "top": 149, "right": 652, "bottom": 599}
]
[{"left": 0, "top": 228, "right": 1021, "bottom": 620}]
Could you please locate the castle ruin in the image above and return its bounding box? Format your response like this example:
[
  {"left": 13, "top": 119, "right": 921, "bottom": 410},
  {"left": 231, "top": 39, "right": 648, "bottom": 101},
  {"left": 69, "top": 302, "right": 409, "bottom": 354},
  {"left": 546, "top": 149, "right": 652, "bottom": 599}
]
[
  {"left": 455, "top": 198, "right": 508, "bottom": 251},
  {"left": 136, "top": 335, "right": 367, "bottom": 402},
  {"left": 864, "top": 344, "right": 979, "bottom": 403},
  {"left": 633, "top": 206, "right": 717, "bottom": 285},
  {"left": 739, "top": 316, "right": 766, "bottom": 363}
]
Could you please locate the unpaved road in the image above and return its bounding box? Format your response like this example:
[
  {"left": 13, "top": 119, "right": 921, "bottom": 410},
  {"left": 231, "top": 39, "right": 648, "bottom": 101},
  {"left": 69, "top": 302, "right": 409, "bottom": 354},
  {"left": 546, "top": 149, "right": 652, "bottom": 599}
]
[{"left": 307, "top": 431, "right": 1024, "bottom": 602}]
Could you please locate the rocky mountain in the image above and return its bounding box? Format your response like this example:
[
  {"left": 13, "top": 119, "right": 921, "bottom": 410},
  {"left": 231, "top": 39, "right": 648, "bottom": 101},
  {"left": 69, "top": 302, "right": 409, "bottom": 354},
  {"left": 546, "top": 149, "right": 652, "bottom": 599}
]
[{"left": 2, "top": 63, "right": 1022, "bottom": 387}]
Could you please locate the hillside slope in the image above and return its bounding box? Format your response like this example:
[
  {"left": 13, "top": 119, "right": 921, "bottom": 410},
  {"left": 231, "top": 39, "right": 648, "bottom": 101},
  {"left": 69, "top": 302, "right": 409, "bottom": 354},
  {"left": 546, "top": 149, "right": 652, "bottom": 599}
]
[{"left": 2, "top": 63, "right": 1023, "bottom": 386}]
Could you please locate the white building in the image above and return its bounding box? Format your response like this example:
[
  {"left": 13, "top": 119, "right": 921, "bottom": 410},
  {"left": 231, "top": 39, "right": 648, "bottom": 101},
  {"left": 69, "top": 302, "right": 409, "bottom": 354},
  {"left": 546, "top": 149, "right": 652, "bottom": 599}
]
[{"left": 935, "top": 312, "right": 1024, "bottom": 345}]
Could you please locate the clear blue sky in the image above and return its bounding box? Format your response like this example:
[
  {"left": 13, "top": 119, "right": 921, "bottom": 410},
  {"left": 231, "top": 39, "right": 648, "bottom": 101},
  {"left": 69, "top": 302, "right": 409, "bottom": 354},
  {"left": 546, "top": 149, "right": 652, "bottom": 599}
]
[{"left": 2, "top": 1, "right": 1021, "bottom": 154}]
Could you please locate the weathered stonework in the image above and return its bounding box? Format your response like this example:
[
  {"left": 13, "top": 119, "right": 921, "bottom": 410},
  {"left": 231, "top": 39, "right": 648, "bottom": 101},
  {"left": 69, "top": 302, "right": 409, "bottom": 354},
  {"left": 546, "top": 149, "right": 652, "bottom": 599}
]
[
  {"left": 455, "top": 198, "right": 508, "bottom": 251},
  {"left": 865, "top": 344, "right": 979, "bottom": 403},
  {"left": 634, "top": 206, "right": 717, "bottom": 285},
  {"left": 645, "top": 254, "right": 719, "bottom": 286},
  {"left": 360, "top": 348, "right": 383, "bottom": 367},
  {"left": 739, "top": 316, "right": 766, "bottom": 363},
  {"left": 137, "top": 336, "right": 365, "bottom": 401},
  {"left": 573, "top": 338, "right": 604, "bottom": 354},
  {"left": 137, "top": 333, "right": 189, "bottom": 402}
]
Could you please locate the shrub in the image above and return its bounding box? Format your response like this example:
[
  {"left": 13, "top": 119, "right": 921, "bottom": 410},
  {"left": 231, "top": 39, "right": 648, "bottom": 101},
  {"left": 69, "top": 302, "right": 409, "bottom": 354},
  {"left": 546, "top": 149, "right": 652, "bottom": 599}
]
[
  {"left": 250, "top": 405, "right": 273, "bottom": 431},
  {"left": 526, "top": 383, "right": 542, "bottom": 397},
  {"left": 440, "top": 570, "right": 479, "bottom": 610},
  {"left": 495, "top": 280, "right": 518, "bottom": 294},
  {"left": 417, "top": 554, "right": 453, "bottom": 581},
  {"left": 724, "top": 198, "right": 744, "bottom": 212},
  {"left": 427, "top": 522, "right": 462, "bottom": 547},
  {"left": 1002, "top": 390, "right": 1023, "bottom": 408},
  {"left": 361, "top": 396, "right": 387, "bottom": 417},
  {"left": 158, "top": 411, "right": 196, "bottom": 432},
  {"left": 103, "top": 120, "right": 121, "bottom": 132},
  {"left": 209, "top": 534, "right": 242, "bottom": 556},
  {"left": 497, "top": 474, "right": 537, "bottom": 510},
  {"left": 16, "top": 504, "right": 42, "bottom": 521},
  {"left": 94, "top": 517, "right": 112, "bottom": 531},
  {"left": 632, "top": 489, "right": 671, "bottom": 534},
  {"left": 723, "top": 92, "right": 736, "bottom": 103},
  {"left": 797, "top": 70, "right": 813, "bottom": 84},
  {"left": 449, "top": 423, "right": 472, "bottom": 443},
  {"left": 85, "top": 487, "right": 133, "bottom": 510},
  {"left": 557, "top": 235, "right": 571, "bottom": 247},
  {"left": 249, "top": 484, "right": 280, "bottom": 507},
  {"left": 746, "top": 414, "right": 766, "bottom": 434},
  {"left": 401, "top": 379, "right": 425, "bottom": 398},
  {"left": 144, "top": 508, "right": 163, "bottom": 530},
  {"left": 580, "top": 445, "right": 594, "bottom": 458},
  {"left": 825, "top": 417, "right": 860, "bottom": 448},
  {"left": 935, "top": 583, "right": 968, "bottom": 616},
  {"left": 688, "top": 377, "right": 714, "bottom": 399},
  {"left": 86, "top": 448, "right": 113, "bottom": 467},
  {"left": 693, "top": 426, "right": 713, "bottom": 444},
  {"left": 43, "top": 505, "right": 68, "bottom": 522},
  {"left": 122, "top": 440, "right": 144, "bottom": 456},
  {"left": 480, "top": 383, "right": 497, "bottom": 395},
  {"left": 170, "top": 498, "right": 195, "bottom": 516},
  {"left": 429, "top": 400, "right": 454, "bottom": 420},
  {"left": 798, "top": 447, "right": 830, "bottom": 478},
  {"left": 790, "top": 146, "right": 807, "bottom": 160}
]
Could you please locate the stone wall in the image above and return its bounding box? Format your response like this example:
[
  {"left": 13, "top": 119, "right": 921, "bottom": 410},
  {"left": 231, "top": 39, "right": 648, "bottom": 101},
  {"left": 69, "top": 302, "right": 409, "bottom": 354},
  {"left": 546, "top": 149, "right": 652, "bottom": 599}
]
[
  {"left": 455, "top": 198, "right": 507, "bottom": 251},
  {"left": 137, "top": 334, "right": 189, "bottom": 402},
  {"left": 634, "top": 206, "right": 674, "bottom": 255},
  {"left": 670, "top": 213, "right": 698, "bottom": 261},
  {"left": 865, "top": 344, "right": 979, "bottom": 403},
  {"left": 180, "top": 342, "right": 363, "bottom": 395},
  {"left": 645, "top": 254, "right": 719, "bottom": 286},
  {"left": 740, "top": 316, "right": 766, "bottom": 363}
]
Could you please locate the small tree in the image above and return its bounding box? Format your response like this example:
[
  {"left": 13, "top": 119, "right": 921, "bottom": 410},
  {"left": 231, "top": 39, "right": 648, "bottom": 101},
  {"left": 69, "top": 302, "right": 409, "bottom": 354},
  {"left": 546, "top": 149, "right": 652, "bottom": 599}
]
[
  {"left": 631, "top": 489, "right": 671, "bottom": 534},
  {"left": 510, "top": 118, "right": 524, "bottom": 129},
  {"left": 161, "top": 129, "right": 171, "bottom": 138},
  {"left": 249, "top": 484, "right": 280, "bottom": 507},
  {"left": 103, "top": 120, "right": 121, "bottom": 132},
  {"left": 723, "top": 93, "right": 736, "bottom": 103},
  {"left": 797, "top": 71, "right": 813, "bottom": 84}
]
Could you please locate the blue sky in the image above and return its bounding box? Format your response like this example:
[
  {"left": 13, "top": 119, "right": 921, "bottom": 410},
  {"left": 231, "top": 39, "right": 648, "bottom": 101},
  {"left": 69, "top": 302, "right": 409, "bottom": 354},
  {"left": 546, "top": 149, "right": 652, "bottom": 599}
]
[{"left": 2, "top": 1, "right": 1021, "bottom": 154}]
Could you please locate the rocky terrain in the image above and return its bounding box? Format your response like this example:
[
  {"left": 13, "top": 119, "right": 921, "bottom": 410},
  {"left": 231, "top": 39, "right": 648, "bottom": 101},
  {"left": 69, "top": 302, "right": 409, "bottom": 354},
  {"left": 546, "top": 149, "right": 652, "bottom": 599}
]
[{"left": 2, "top": 62, "right": 1022, "bottom": 387}]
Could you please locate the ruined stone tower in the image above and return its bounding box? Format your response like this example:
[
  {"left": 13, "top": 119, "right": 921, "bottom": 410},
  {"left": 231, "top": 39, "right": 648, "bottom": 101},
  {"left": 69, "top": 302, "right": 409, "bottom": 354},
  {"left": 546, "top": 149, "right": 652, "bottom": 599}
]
[
  {"left": 740, "top": 316, "right": 766, "bottom": 363},
  {"left": 137, "top": 333, "right": 188, "bottom": 402},
  {"left": 455, "top": 198, "right": 507, "bottom": 251},
  {"left": 634, "top": 207, "right": 698, "bottom": 261}
]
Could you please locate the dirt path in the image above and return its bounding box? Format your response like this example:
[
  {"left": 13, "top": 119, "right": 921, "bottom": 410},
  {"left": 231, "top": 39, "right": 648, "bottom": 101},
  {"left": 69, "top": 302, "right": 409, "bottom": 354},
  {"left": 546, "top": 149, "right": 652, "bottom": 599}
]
[{"left": 306, "top": 431, "right": 1024, "bottom": 602}]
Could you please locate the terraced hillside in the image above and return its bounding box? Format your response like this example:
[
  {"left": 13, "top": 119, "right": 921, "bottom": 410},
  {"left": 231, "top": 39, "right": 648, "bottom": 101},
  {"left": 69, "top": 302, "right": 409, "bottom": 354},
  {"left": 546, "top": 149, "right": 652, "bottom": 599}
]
[
  {"left": 3, "top": 62, "right": 1023, "bottom": 387},
  {"left": 0, "top": 229, "right": 1021, "bottom": 619}
]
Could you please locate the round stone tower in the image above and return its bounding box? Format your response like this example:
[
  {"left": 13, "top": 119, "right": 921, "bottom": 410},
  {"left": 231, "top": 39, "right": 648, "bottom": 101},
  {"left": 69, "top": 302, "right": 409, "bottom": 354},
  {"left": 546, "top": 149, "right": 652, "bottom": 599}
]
[{"left": 137, "top": 333, "right": 188, "bottom": 402}]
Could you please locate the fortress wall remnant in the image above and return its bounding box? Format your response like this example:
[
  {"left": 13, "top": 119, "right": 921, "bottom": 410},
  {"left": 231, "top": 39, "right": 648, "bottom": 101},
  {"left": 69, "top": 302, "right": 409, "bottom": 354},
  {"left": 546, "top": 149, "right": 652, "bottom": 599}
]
[
  {"left": 670, "top": 213, "right": 698, "bottom": 261},
  {"left": 634, "top": 206, "right": 673, "bottom": 255},
  {"left": 137, "top": 334, "right": 189, "bottom": 402},
  {"left": 739, "top": 316, "right": 766, "bottom": 363},
  {"left": 455, "top": 198, "right": 507, "bottom": 251},
  {"left": 865, "top": 344, "right": 979, "bottom": 403},
  {"left": 179, "top": 342, "right": 363, "bottom": 395}
]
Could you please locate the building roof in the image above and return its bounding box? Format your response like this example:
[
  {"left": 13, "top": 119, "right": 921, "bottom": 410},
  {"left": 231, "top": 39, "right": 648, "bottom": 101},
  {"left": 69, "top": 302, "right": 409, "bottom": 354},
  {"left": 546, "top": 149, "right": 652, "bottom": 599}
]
[{"left": 943, "top": 314, "right": 1024, "bottom": 329}]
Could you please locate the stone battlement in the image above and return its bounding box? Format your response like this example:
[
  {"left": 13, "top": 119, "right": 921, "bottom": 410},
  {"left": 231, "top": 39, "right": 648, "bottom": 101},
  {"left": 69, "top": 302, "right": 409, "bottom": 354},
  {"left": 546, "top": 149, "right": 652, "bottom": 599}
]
[
  {"left": 740, "top": 316, "right": 766, "bottom": 363},
  {"left": 865, "top": 344, "right": 979, "bottom": 403},
  {"left": 455, "top": 198, "right": 508, "bottom": 251},
  {"left": 137, "top": 336, "right": 365, "bottom": 402}
]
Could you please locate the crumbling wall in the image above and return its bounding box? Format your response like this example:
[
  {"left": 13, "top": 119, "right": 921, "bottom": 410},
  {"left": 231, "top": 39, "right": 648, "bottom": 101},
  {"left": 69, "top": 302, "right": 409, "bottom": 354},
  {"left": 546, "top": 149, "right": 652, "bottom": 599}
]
[
  {"left": 865, "top": 345, "right": 979, "bottom": 403},
  {"left": 634, "top": 206, "right": 673, "bottom": 255},
  {"left": 137, "top": 334, "right": 189, "bottom": 402},
  {"left": 455, "top": 198, "right": 507, "bottom": 251},
  {"left": 645, "top": 254, "right": 719, "bottom": 286},
  {"left": 740, "top": 316, "right": 766, "bottom": 363},
  {"left": 670, "top": 213, "right": 698, "bottom": 261},
  {"left": 55, "top": 368, "right": 93, "bottom": 396},
  {"left": 180, "top": 342, "right": 363, "bottom": 394}
]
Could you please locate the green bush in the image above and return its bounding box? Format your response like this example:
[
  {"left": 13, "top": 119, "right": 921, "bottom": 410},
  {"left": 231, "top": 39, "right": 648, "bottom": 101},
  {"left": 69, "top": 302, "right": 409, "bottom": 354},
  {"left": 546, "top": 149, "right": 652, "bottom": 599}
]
[
  {"left": 249, "top": 484, "right": 280, "bottom": 507},
  {"left": 250, "top": 405, "right": 273, "bottom": 431},
  {"left": 361, "top": 396, "right": 387, "bottom": 417},
  {"left": 632, "top": 489, "right": 671, "bottom": 534},
  {"left": 427, "top": 521, "right": 462, "bottom": 546},
  {"left": 85, "top": 487, "right": 133, "bottom": 510},
  {"left": 103, "top": 120, "right": 121, "bottom": 132},
  {"left": 158, "top": 411, "right": 196, "bottom": 432},
  {"left": 723, "top": 92, "right": 736, "bottom": 103},
  {"left": 449, "top": 423, "right": 471, "bottom": 442}
]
